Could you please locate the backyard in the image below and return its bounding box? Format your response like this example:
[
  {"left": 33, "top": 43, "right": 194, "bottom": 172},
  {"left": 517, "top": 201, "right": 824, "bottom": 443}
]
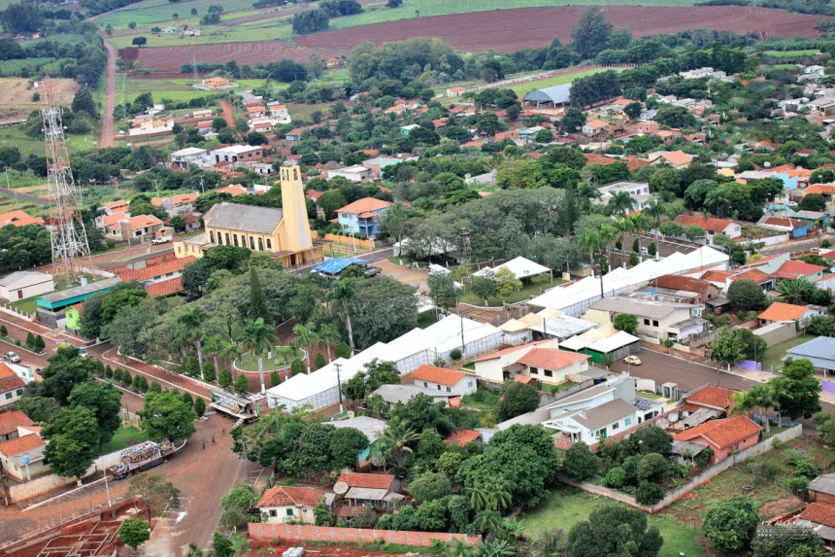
[
  {"left": 519, "top": 488, "right": 707, "bottom": 557},
  {"left": 761, "top": 334, "right": 813, "bottom": 373},
  {"left": 459, "top": 276, "right": 561, "bottom": 306},
  {"left": 236, "top": 346, "right": 303, "bottom": 372}
]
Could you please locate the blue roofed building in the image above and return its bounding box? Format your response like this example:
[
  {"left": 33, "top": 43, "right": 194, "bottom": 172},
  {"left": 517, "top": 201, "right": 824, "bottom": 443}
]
[
  {"left": 785, "top": 336, "right": 835, "bottom": 376},
  {"left": 313, "top": 257, "right": 371, "bottom": 277},
  {"left": 523, "top": 84, "right": 572, "bottom": 108}
]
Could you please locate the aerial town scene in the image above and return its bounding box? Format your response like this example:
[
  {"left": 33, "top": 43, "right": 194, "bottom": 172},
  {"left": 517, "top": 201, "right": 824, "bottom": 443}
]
[{"left": 4, "top": 0, "right": 835, "bottom": 555}]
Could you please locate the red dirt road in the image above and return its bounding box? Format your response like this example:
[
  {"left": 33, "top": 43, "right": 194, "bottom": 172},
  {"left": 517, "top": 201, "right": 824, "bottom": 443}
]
[
  {"left": 298, "top": 5, "right": 823, "bottom": 52},
  {"left": 219, "top": 99, "right": 237, "bottom": 128},
  {"left": 137, "top": 5, "right": 824, "bottom": 72}
]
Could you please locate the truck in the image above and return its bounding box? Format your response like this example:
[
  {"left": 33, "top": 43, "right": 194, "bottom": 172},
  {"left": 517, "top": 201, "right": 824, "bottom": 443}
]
[
  {"left": 109, "top": 440, "right": 176, "bottom": 479},
  {"left": 151, "top": 234, "right": 172, "bottom": 245}
]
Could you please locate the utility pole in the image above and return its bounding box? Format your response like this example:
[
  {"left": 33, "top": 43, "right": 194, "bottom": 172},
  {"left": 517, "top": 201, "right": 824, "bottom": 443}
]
[
  {"left": 334, "top": 362, "right": 343, "bottom": 413},
  {"left": 459, "top": 311, "right": 466, "bottom": 358}
]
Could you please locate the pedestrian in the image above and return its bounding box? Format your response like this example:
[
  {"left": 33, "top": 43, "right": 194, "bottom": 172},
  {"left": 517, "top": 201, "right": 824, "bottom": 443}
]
[
  {"left": 201, "top": 439, "right": 205, "bottom": 450},
  {"left": 211, "top": 435, "right": 216, "bottom": 445},
  {"left": 222, "top": 428, "right": 226, "bottom": 436}
]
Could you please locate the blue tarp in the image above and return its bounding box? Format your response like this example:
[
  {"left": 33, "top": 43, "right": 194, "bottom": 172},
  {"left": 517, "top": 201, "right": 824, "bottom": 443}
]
[{"left": 313, "top": 257, "right": 368, "bottom": 275}]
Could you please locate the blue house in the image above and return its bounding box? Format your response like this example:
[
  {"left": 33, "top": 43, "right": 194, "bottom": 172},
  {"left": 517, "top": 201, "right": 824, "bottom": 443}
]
[
  {"left": 758, "top": 216, "right": 808, "bottom": 238},
  {"left": 336, "top": 197, "right": 393, "bottom": 237}
]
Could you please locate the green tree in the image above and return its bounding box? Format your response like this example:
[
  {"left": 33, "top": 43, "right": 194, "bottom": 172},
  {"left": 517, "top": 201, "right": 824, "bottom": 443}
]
[
  {"left": 752, "top": 524, "right": 825, "bottom": 557},
  {"left": 292, "top": 322, "right": 319, "bottom": 374},
  {"left": 248, "top": 266, "right": 267, "bottom": 319},
  {"left": 777, "top": 358, "right": 821, "bottom": 420},
  {"left": 571, "top": 7, "right": 613, "bottom": 59},
  {"left": 238, "top": 317, "right": 274, "bottom": 394},
  {"left": 703, "top": 495, "right": 759, "bottom": 553},
  {"left": 494, "top": 268, "right": 522, "bottom": 299},
  {"left": 128, "top": 474, "right": 180, "bottom": 516},
  {"left": 68, "top": 381, "right": 122, "bottom": 446},
  {"left": 728, "top": 279, "right": 766, "bottom": 309},
  {"left": 496, "top": 381, "right": 539, "bottom": 421},
  {"left": 41, "top": 347, "right": 96, "bottom": 404},
  {"left": 178, "top": 305, "right": 208, "bottom": 381},
  {"left": 798, "top": 194, "right": 826, "bottom": 212},
  {"left": 71, "top": 87, "right": 97, "bottom": 118},
  {"left": 220, "top": 484, "right": 258, "bottom": 529},
  {"left": 234, "top": 374, "right": 249, "bottom": 393},
  {"left": 13, "top": 396, "right": 59, "bottom": 423},
  {"left": 42, "top": 407, "right": 99, "bottom": 481},
  {"left": 119, "top": 519, "right": 150, "bottom": 553},
  {"left": 566, "top": 505, "right": 663, "bottom": 557},
  {"left": 562, "top": 442, "right": 600, "bottom": 481},
  {"left": 213, "top": 533, "right": 234, "bottom": 557},
  {"left": 141, "top": 392, "right": 196, "bottom": 442},
  {"left": 710, "top": 326, "right": 747, "bottom": 372},
  {"left": 330, "top": 278, "right": 357, "bottom": 351},
  {"left": 314, "top": 497, "right": 332, "bottom": 525},
  {"left": 194, "top": 397, "right": 206, "bottom": 416},
  {"left": 428, "top": 272, "right": 457, "bottom": 309},
  {"left": 813, "top": 411, "right": 835, "bottom": 446},
  {"left": 409, "top": 471, "right": 452, "bottom": 504},
  {"left": 624, "top": 101, "right": 642, "bottom": 120},
  {"left": 219, "top": 368, "right": 233, "bottom": 388},
  {"left": 613, "top": 313, "right": 638, "bottom": 334},
  {"left": 561, "top": 107, "right": 586, "bottom": 133}
]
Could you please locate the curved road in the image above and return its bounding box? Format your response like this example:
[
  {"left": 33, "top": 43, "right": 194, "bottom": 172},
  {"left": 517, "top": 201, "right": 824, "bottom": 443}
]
[{"left": 100, "top": 37, "right": 117, "bottom": 149}]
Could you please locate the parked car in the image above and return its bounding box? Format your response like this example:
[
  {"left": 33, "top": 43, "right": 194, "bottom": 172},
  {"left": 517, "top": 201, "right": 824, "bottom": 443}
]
[
  {"left": 151, "top": 234, "right": 172, "bottom": 245},
  {"left": 5, "top": 351, "right": 20, "bottom": 363},
  {"left": 624, "top": 355, "right": 642, "bottom": 366}
]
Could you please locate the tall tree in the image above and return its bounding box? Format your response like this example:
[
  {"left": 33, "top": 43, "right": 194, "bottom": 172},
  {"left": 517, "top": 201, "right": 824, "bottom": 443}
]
[
  {"left": 330, "top": 278, "right": 357, "bottom": 351},
  {"left": 68, "top": 381, "right": 122, "bottom": 447},
  {"left": 317, "top": 323, "right": 341, "bottom": 363},
  {"left": 141, "top": 392, "right": 196, "bottom": 442},
  {"left": 571, "top": 7, "right": 614, "bottom": 59},
  {"left": 178, "top": 306, "right": 208, "bottom": 381},
  {"left": 249, "top": 266, "right": 267, "bottom": 319},
  {"left": 41, "top": 347, "right": 96, "bottom": 404},
  {"left": 777, "top": 358, "right": 822, "bottom": 420},
  {"left": 566, "top": 505, "right": 663, "bottom": 557},
  {"left": 292, "top": 322, "right": 320, "bottom": 374},
  {"left": 238, "top": 317, "right": 274, "bottom": 394},
  {"left": 42, "top": 407, "right": 99, "bottom": 483}
]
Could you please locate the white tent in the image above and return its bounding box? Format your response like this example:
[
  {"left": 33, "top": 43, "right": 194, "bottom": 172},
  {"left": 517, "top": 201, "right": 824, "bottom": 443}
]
[{"left": 474, "top": 256, "right": 551, "bottom": 280}]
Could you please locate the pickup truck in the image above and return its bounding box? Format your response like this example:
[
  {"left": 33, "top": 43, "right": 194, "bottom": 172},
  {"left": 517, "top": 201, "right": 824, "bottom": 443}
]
[{"left": 151, "top": 234, "right": 172, "bottom": 245}]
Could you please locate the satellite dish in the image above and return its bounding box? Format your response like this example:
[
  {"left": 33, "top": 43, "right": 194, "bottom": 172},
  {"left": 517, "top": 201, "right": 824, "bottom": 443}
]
[
  {"left": 764, "top": 161, "right": 771, "bottom": 168},
  {"left": 668, "top": 413, "right": 679, "bottom": 423},
  {"left": 333, "top": 481, "right": 349, "bottom": 495}
]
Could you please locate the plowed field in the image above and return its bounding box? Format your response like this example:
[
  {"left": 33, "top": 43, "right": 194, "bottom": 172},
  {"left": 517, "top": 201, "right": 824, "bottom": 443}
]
[{"left": 138, "top": 5, "right": 823, "bottom": 72}]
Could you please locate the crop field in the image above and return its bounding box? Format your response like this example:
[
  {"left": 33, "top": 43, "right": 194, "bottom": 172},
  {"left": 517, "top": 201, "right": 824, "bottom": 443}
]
[
  {"left": 0, "top": 57, "right": 73, "bottom": 78},
  {"left": 761, "top": 49, "right": 822, "bottom": 58},
  {"left": 509, "top": 68, "right": 614, "bottom": 96},
  {"left": 0, "top": 77, "right": 79, "bottom": 121},
  {"left": 94, "top": 0, "right": 256, "bottom": 28}
]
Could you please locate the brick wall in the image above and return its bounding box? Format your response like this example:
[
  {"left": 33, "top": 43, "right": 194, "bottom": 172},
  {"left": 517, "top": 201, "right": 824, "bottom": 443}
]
[
  {"left": 247, "top": 523, "right": 480, "bottom": 547},
  {"left": 810, "top": 491, "right": 835, "bottom": 505}
]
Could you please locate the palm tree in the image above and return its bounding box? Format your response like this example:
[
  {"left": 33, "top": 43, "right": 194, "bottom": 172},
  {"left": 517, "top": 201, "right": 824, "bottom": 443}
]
[
  {"left": 374, "top": 418, "right": 419, "bottom": 471},
  {"left": 643, "top": 199, "right": 666, "bottom": 260},
  {"left": 614, "top": 217, "right": 634, "bottom": 253},
  {"left": 442, "top": 539, "right": 474, "bottom": 557},
  {"left": 178, "top": 306, "right": 208, "bottom": 381},
  {"left": 330, "top": 278, "right": 357, "bottom": 351},
  {"left": 203, "top": 335, "right": 223, "bottom": 377},
  {"left": 607, "top": 190, "right": 635, "bottom": 217},
  {"left": 476, "top": 539, "right": 517, "bottom": 557},
  {"left": 732, "top": 383, "right": 775, "bottom": 433},
  {"left": 317, "top": 323, "right": 341, "bottom": 363},
  {"left": 467, "top": 479, "right": 512, "bottom": 512},
  {"left": 599, "top": 223, "right": 617, "bottom": 271},
  {"left": 778, "top": 278, "right": 814, "bottom": 305},
  {"left": 629, "top": 212, "right": 653, "bottom": 255},
  {"left": 292, "top": 322, "right": 320, "bottom": 373},
  {"left": 238, "top": 317, "right": 274, "bottom": 394},
  {"left": 580, "top": 229, "right": 602, "bottom": 270},
  {"left": 220, "top": 340, "right": 240, "bottom": 378}
]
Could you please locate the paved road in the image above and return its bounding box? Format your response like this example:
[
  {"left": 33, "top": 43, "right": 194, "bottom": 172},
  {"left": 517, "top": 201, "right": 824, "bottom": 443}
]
[
  {"left": 100, "top": 37, "right": 117, "bottom": 149},
  {"left": 760, "top": 233, "right": 834, "bottom": 256},
  {"left": 0, "top": 187, "right": 50, "bottom": 206}
]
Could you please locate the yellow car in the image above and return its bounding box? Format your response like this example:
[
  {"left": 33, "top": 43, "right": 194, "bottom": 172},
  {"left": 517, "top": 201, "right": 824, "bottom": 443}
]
[{"left": 624, "top": 355, "right": 642, "bottom": 366}]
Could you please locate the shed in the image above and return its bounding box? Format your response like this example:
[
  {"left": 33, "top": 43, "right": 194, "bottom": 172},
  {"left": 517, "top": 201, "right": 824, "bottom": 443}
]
[
  {"left": 524, "top": 84, "right": 572, "bottom": 107},
  {"left": 0, "top": 271, "right": 54, "bottom": 302},
  {"left": 312, "top": 257, "right": 369, "bottom": 277},
  {"left": 785, "top": 336, "right": 835, "bottom": 375},
  {"left": 473, "top": 256, "right": 551, "bottom": 280},
  {"left": 36, "top": 277, "right": 122, "bottom": 312}
]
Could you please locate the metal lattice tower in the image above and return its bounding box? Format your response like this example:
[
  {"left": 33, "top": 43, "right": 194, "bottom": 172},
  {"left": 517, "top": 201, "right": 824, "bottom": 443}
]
[{"left": 42, "top": 79, "right": 90, "bottom": 279}]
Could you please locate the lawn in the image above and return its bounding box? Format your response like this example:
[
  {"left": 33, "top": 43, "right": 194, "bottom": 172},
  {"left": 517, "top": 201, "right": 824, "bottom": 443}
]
[
  {"left": 107, "top": 17, "right": 294, "bottom": 48},
  {"left": 101, "top": 426, "right": 150, "bottom": 455},
  {"left": 123, "top": 77, "right": 274, "bottom": 104},
  {"left": 236, "top": 346, "right": 303, "bottom": 371},
  {"left": 519, "top": 488, "right": 707, "bottom": 557},
  {"left": 0, "top": 127, "right": 95, "bottom": 159},
  {"left": 95, "top": 0, "right": 259, "bottom": 28},
  {"left": 460, "top": 384, "right": 501, "bottom": 412},
  {"left": 10, "top": 297, "right": 38, "bottom": 314},
  {"left": 286, "top": 102, "right": 329, "bottom": 123},
  {"left": 459, "top": 277, "right": 561, "bottom": 307},
  {"left": 761, "top": 334, "right": 813, "bottom": 374}
]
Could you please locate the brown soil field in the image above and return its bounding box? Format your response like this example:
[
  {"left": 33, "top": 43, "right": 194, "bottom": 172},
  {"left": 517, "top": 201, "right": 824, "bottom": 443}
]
[
  {"left": 0, "top": 77, "right": 79, "bottom": 121},
  {"left": 297, "top": 5, "right": 823, "bottom": 52},
  {"left": 136, "top": 5, "right": 823, "bottom": 73}
]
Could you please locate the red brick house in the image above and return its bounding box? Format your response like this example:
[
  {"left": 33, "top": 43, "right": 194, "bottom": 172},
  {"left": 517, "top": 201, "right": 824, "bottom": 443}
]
[{"left": 674, "top": 416, "right": 761, "bottom": 463}]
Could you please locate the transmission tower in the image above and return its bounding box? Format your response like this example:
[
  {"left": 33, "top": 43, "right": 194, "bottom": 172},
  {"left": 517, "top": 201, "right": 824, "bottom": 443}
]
[{"left": 42, "top": 78, "right": 90, "bottom": 279}]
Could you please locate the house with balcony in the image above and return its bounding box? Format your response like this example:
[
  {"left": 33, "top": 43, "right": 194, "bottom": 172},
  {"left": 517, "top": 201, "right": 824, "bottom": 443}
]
[
  {"left": 585, "top": 296, "right": 706, "bottom": 343},
  {"left": 336, "top": 197, "right": 393, "bottom": 237}
]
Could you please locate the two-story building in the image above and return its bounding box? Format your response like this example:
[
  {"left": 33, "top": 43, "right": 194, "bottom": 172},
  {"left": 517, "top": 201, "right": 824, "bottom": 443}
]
[
  {"left": 596, "top": 181, "right": 655, "bottom": 211},
  {"left": 0, "top": 363, "right": 26, "bottom": 409},
  {"left": 403, "top": 365, "right": 477, "bottom": 397},
  {"left": 586, "top": 296, "right": 706, "bottom": 343},
  {"left": 336, "top": 197, "right": 392, "bottom": 237}
]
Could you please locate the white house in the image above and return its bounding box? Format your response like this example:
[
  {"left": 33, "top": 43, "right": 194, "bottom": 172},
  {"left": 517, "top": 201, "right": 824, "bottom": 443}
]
[
  {"left": 325, "top": 165, "right": 372, "bottom": 183},
  {"left": 169, "top": 147, "right": 209, "bottom": 169},
  {"left": 0, "top": 363, "right": 26, "bottom": 409},
  {"left": 472, "top": 339, "right": 590, "bottom": 385},
  {"left": 257, "top": 486, "right": 325, "bottom": 524},
  {"left": 0, "top": 271, "right": 54, "bottom": 302},
  {"left": 596, "top": 181, "right": 655, "bottom": 211},
  {"left": 403, "top": 364, "right": 477, "bottom": 397}
]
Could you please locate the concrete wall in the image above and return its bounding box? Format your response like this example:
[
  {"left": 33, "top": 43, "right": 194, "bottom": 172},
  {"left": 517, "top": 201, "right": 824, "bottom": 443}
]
[
  {"left": 754, "top": 322, "right": 797, "bottom": 347},
  {"left": 247, "top": 523, "right": 480, "bottom": 547},
  {"left": 562, "top": 424, "right": 803, "bottom": 512}
]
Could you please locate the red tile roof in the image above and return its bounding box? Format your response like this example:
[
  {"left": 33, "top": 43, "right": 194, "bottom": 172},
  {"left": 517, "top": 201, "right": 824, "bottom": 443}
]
[
  {"left": 0, "top": 433, "right": 45, "bottom": 456},
  {"left": 445, "top": 430, "right": 481, "bottom": 445},
  {"left": 336, "top": 197, "right": 392, "bottom": 215},
  {"left": 731, "top": 269, "right": 771, "bottom": 284},
  {"left": 406, "top": 364, "right": 467, "bottom": 387},
  {"left": 662, "top": 150, "right": 693, "bottom": 166},
  {"left": 0, "top": 363, "right": 24, "bottom": 394},
  {"left": 675, "top": 214, "right": 734, "bottom": 233},
  {"left": 650, "top": 274, "right": 715, "bottom": 294},
  {"left": 129, "top": 214, "right": 163, "bottom": 230},
  {"left": 217, "top": 184, "right": 247, "bottom": 196},
  {"left": 102, "top": 212, "right": 128, "bottom": 227},
  {"left": 700, "top": 270, "right": 735, "bottom": 283},
  {"left": 804, "top": 184, "right": 835, "bottom": 196},
  {"left": 684, "top": 385, "right": 737, "bottom": 411},
  {"left": 471, "top": 340, "right": 552, "bottom": 362},
  {"left": 516, "top": 348, "right": 589, "bottom": 370},
  {"left": 0, "top": 410, "right": 33, "bottom": 436},
  {"left": 761, "top": 216, "right": 806, "bottom": 229},
  {"left": 0, "top": 210, "right": 44, "bottom": 228},
  {"left": 625, "top": 156, "right": 651, "bottom": 171},
  {"left": 758, "top": 302, "right": 810, "bottom": 322},
  {"left": 116, "top": 257, "right": 195, "bottom": 283},
  {"left": 774, "top": 260, "right": 825, "bottom": 279},
  {"left": 799, "top": 502, "right": 835, "bottom": 528},
  {"left": 336, "top": 472, "right": 395, "bottom": 490},
  {"left": 257, "top": 486, "right": 325, "bottom": 508},
  {"left": 144, "top": 277, "right": 184, "bottom": 297},
  {"left": 583, "top": 153, "right": 619, "bottom": 165},
  {"left": 675, "top": 416, "right": 761, "bottom": 450}
]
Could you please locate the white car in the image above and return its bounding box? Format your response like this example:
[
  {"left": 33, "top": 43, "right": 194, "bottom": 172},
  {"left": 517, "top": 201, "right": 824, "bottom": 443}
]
[
  {"left": 5, "top": 351, "right": 20, "bottom": 363},
  {"left": 624, "top": 355, "right": 642, "bottom": 366}
]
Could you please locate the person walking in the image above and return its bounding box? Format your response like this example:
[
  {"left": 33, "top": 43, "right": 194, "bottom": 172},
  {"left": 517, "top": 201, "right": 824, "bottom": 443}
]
[{"left": 201, "top": 439, "right": 205, "bottom": 450}]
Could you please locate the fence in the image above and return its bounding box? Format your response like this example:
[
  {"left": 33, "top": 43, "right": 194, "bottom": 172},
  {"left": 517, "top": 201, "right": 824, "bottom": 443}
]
[
  {"left": 563, "top": 424, "right": 803, "bottom": 513},
  {"left": 247, "top": 523, "right": 480, "bottom": 547},
  {"left": 0, "top": 302, "right": 34, "bottom": 321}
]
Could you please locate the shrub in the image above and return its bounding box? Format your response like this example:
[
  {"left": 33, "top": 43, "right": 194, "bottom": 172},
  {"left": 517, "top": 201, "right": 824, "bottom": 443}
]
[
  {"left": 290, "top": 359, "right": 305, "bottom": 376},
  {"left": 194, "top": 397, "right": 206, "bottom": 416},
  {"left": 334, "top": 342, "right": 351, "bottom": 359},
  {"left": 105, "top": 365, "right": 114, "bottom": 379},
  {"left": 149, "top": 381, "right": 162, "bottom": 393},
  {"left": 202, "top": 363, "right": 216, "bottom": 383},
  {"left": 0, "top": 325, "right": 6, "bottom": 337},
  {"left": 218, "top": 369, "right": 232, "bottom": 388},
  {"left": 563, "top": 442, "right": 600, "bottom": 482},
  {"left": 604, "top": 466, "right": 626, "bottom": 488},
  {"left": 234, "top": 374, "right": 249, "bottom": 393},
  {"left": 270, "top": 371, "right": 281, "bottom": 387},
  {"left": 635, "top": 482, "right": 664, "bottom": 505},
  {"left": 703, "top": 495, "right": 759, "bottom": 553},
  {"left": 314, "top": 352, "right": 326, "bottom": 370},
  {"left": 449, "top": 348, "right": 462, "bottom": 361}
]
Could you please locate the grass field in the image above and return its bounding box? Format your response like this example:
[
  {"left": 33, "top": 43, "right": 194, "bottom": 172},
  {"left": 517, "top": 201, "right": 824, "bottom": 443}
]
[
  {"left": 0, "top": 58, "right": 73, "bottom": 79},
  {"left": 19, "top": 34, "right": 87, "bottom": 47},
  {"left": 108, "top": 19, "right": 294, "bottom": 48},
  {"left": 459, "top": 277, "right": 560, "bottom": 306},
  {"left": 520, "top": 488, "right": 707, "bottom": 557},
  {"left": 761, "top": 49, "right": 821, "bottom": 58},
  {"left": 237, "top": 346, "right": 303, "bottom": 371},
  {"left": 95, "top": 0, "right": 256, "bottom": 28},
  {"left": 123, "top": 77, "right": 276, "bottom": 103},
  {"left": 761, "top": 334, "right": 813, "bottom": 373},
  {"left": 508, "top": 68, "right": 616, "bottom": 96},
  {"left": 0, "top": 77, "right": 79, "bottom": 121}
]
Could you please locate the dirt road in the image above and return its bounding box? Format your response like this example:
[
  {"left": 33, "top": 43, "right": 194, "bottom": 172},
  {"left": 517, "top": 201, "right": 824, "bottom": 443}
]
[
  {"left": 219, "top": 99, "right": 236, "bottom": 128},
  {"left": 100, "top": 37, "right": 117, "bottom": 149}
]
